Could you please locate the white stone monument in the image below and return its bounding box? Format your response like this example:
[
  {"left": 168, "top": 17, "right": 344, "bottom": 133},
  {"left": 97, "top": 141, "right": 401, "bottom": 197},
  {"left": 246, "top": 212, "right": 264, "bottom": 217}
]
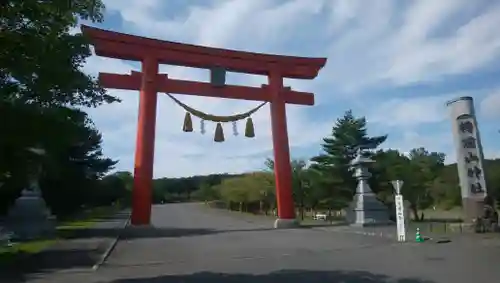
[
  {"left": 346, "top": 147, "right": 392, "bottom": 226},
  {"left": 446, "top": 96, "right": 487, "bottom": 222}
]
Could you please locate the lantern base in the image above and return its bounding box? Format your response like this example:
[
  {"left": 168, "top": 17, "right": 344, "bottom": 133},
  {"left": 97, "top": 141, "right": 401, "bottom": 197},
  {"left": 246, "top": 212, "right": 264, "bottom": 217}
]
[{"left": 346, "top": 192, "right": 393, "bottom": 226}]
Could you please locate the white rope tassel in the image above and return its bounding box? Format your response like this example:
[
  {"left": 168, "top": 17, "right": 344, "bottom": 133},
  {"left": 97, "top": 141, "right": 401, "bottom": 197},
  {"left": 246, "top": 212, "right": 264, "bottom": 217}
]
[
  {"left": 232, "top": 121, "right": 238, "bottom": 136},
  {"left": 200, "top": 119, "right": 206, "bottom": 134}
]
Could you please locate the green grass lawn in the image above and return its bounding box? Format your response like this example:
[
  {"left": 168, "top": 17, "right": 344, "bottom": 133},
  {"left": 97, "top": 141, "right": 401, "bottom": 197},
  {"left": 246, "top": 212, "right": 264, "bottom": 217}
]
[
  {"left": 57, "top": 206, "right": 118, "bottom": 230},
  {"left": 0, "top": 239, "right": 56, "bottom": 265},
  {"left": 417, "top": 207, "right": 463, "bottom": 221},
  {"left": 0, "top": 239, "right": 55, "bottom": 255}
]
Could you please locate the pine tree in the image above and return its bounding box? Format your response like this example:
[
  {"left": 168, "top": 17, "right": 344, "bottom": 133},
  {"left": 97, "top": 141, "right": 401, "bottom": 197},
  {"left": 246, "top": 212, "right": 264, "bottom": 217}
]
[{"left": 310, "top": 110, "right": 387, "bottom": 208}]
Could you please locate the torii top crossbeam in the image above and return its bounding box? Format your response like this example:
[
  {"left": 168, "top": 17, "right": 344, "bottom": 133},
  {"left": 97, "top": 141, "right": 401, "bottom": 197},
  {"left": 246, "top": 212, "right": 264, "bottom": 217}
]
[{"left": 81, "top": 25, "right": 326, "bottom": 80}]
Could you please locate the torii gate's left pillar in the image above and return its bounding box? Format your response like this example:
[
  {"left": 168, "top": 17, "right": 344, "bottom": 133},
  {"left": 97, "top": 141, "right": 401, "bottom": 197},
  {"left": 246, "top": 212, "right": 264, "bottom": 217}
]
[{"left": 131, "top": 57, "right": 158, "bottom": 226}]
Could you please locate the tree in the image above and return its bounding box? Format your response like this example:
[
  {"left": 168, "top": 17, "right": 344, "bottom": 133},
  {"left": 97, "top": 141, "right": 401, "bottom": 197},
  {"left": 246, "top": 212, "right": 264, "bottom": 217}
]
[
  {"left": 403, "top": 148, "right": 446, "bottom": 221},
  {"left": 484, "top": 159, "right": 500, "bottom": 210},
  {"left": 310, "top": 110, "right": 387, "bottom": 209},
  {"left": 374, "top": 147, "right": 446, "bottom": 221},
  {"left": 218, "top": 177, "right": 249, "bottom": 211},
  {"left": 1, "top": 0, "right": 115, "bottom": 107},
  {"left": 0, "top": 0, "right": 120, "bottom": 215},
  {"left": 372, "top": 149, "right": 410, "bottom": 202},
  {"left": 264, "top": 158, "right": 310, "bottom": 218},
  {"left": 264, "top": 158, "right": 274, "bottom": 172},
  {"left": 1, "top": 0, "right": 114, "bottom": 161},
  {"left": 297, "top": 167, "right": 334, "bottom": 217},
  {"left": 290, "top": 159, "right": 308, "bottom": 219},
  {"left": 96, "top": 173, "right": 129, "bottom": 206},
  {"left": 216, "top": 172, "right": 275, "bottom": 213},
  {"left": 114, "top": 171, "right": 134, "bottom": 191},
  {"left": 38, "top": 111, "right": 117, "bottom": 215},
  {"left": 192, "top": 182, "right": 220, "bottom": 202}
]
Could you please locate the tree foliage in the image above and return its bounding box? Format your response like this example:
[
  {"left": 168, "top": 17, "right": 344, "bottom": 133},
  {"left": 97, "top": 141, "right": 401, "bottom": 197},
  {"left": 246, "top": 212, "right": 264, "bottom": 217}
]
[
  {"left": 265, "top": 157, "right": 310, "bottom": 218},
  {"left": 190, "top": 110, "right": 500, "bottom": 222},
  {"left": 373, "top": 148, "right": 446, "bottom": 220},
  {"left": 0, "top": 0, "right": 120, "bottom": 216},
  {"left": 217, "top": 172, "right": 275, "bottom": 209},
  {"left": 1, "top": 0, "right": 114, "bottom": 107},
  {"left": 310, "top": 110, "right": 387, "bottom": 209}
]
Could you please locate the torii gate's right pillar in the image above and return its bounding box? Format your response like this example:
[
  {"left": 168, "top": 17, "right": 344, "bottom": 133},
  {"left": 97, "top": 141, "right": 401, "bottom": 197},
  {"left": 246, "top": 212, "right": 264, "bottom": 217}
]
[{"left": 268, "top": 70, "right": 296, "bottom": 228}]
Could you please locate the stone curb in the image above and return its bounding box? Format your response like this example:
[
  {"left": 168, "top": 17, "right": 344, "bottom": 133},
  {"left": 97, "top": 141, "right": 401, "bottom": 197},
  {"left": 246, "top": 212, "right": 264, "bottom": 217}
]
[
  {"left": 313, "top": 226, "right": 455, "bottom": 244},
  {"left": 92, "top": 212, "right": 131, "bottom": 271},
  {"left": 314, "top": 227, "right": 395, "bottom": 239}
]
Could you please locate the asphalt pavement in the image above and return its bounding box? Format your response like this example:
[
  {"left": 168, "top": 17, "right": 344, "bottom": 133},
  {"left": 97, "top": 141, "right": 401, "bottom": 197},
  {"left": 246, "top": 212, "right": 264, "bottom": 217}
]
[{"left": 23, "top": 203, "right": 500, "bottom": 283}]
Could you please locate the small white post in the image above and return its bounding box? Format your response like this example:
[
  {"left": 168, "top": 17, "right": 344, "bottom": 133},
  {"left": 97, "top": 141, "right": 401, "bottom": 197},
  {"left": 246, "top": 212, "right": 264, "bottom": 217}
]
[{"left": 391, "top": 180, "right": 406, "bottom": 242}]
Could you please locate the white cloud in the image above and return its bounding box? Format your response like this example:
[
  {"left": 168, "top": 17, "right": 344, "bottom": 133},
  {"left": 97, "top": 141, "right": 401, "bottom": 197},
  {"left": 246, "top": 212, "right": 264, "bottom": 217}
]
[
  {"left": 382, "top": 1, "right": 500, "bottom": 85},
  {"left": 83, "top": 0, "right": 500, "bottom": 177},
  {"left": 480, "top": 90, "right": 500, "bottom": 118},
  {"left": 327, "top": 0, "right": 359, "bottom": 31},
  {"left": 323, "top": 0, "right": 500, "bottom": 91},
  {"left": 385, "top": 130, "right": 451, "bottom": 152},
  {"left": 370, "top": 92, "right": 499, "bottom": 164},
  {"left": 366, "top": 92, "right": 499, "bottom": 163},
  {"left": 367, "top": 95, "right": 452, "bottom": 127}
]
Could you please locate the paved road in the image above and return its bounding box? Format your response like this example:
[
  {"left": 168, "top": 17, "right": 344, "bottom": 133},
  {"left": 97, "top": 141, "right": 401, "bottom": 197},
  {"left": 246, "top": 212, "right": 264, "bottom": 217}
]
[{"left": 29, "top": 203, "right": 500, "bottom": 282}]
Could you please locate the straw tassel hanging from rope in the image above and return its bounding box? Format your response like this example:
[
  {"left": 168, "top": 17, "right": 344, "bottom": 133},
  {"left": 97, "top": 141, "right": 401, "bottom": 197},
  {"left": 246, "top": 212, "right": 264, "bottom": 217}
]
[
  {"left": 182, "top": 112, "right": 193, "bottom": 132},
  {"left": 244, "top": 117, "right": 255, "bottom": 138},
  {"left": 200, "top": 119, "right": 206, "bottom": 134},
  {"left": 214, "top": 123, "right": 225, "bottom": 142},
  {"left": 232, "top": 121, "right": 238, "bottom": 136},
  {"left": 166, "top": 93, "right": 266, "bottom": 142}
]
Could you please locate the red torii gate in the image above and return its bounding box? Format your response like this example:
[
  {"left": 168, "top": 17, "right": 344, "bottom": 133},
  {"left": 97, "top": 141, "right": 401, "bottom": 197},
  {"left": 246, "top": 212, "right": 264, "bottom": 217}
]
[{"left": 81, "top": 25, "right": 326, "bottom": 227}]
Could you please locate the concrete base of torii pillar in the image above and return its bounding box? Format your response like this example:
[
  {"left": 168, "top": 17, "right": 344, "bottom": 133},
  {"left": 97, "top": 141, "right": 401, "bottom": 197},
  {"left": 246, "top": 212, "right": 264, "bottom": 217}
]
[{"left": 274, "top": 218, "right": 299, "bottom": 229}]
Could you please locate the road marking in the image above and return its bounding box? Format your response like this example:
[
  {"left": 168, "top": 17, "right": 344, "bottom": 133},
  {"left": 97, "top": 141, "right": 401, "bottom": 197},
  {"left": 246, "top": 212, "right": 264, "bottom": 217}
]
[{"left": 92, "top": 213, "right": 132, "bottom": 271}]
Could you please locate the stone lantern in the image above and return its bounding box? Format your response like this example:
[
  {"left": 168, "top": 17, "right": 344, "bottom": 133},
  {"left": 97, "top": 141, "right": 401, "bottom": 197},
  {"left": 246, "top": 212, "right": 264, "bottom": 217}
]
[
  {"left": 346, "top": 147, "right": 392, "bottom": 226},
  {"left": 6, "top": 147, "right": 56, "bottom": 240}
]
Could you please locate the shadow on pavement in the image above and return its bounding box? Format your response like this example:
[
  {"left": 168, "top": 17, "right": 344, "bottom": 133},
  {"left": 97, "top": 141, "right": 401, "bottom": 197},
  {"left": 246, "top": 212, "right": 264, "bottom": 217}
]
[
  {"left": 109, "top": 270, "right": 435, "bottom": 283},
  {"left": 55, "top": 226, "right": 267, "bottom": 239},
  {"left": 0, "top": 247, "right": 101, "bottom": 282},
  {"left": 119, "top": 226, "right": 281, "bottom": 239},
  {"left": 60, "top": 223, "right": 349, "bottom": 240},
  {"left": 301, "top": 222, "right": 349, "bottom": 228}
]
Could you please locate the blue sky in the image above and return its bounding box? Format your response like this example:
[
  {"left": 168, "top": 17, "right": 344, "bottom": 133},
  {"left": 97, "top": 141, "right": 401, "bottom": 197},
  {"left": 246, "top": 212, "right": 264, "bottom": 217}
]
[{"left": 80, "top": 0, "right": 500, "bottom": 178}]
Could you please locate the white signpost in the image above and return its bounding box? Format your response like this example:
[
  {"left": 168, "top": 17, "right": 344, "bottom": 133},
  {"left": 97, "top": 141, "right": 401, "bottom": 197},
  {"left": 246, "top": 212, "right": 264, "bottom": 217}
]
[{"left": 391, "top": 180, "right": 406, "bottom": 242}]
